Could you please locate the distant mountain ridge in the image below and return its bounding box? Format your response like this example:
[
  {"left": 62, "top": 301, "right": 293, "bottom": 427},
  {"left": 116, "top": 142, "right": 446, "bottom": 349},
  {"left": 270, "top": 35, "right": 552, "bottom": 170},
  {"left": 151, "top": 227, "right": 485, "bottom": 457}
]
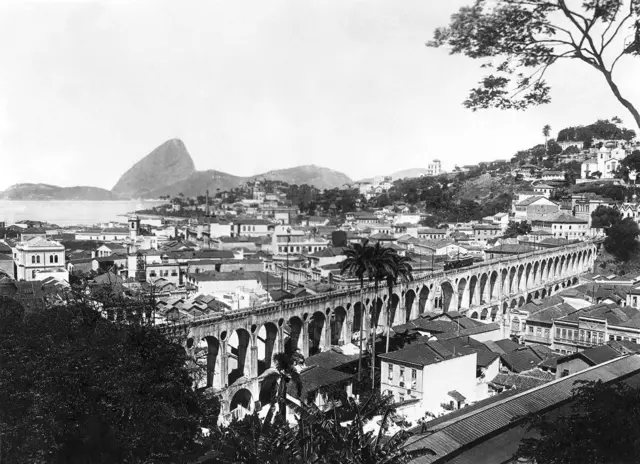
[
  {"left": 3, "top": 139, "right": 354, "bottom": 200},
  {"left": 0, "top": 183, "right": 117, "bottom": 201}
]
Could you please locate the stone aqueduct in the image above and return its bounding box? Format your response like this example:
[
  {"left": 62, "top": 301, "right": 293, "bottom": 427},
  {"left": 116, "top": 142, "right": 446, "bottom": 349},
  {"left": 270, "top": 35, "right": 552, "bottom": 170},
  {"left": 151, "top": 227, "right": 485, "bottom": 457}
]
[{"left": 161, "top": 241, "right": 597, "bottom": 413}]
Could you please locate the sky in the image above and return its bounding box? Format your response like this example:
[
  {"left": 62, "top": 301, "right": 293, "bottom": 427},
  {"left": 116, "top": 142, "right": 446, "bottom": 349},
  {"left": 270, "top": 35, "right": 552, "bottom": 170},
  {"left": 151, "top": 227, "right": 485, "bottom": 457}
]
[{"left": 0, "top": 0, "right": 639, "bottom": 191}]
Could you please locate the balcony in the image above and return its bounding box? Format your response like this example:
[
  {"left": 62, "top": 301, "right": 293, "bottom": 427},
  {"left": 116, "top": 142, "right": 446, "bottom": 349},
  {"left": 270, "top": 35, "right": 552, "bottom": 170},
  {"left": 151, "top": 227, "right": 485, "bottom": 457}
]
[{"left": 554, "top": 336, "right": 603, "bottom": 347}]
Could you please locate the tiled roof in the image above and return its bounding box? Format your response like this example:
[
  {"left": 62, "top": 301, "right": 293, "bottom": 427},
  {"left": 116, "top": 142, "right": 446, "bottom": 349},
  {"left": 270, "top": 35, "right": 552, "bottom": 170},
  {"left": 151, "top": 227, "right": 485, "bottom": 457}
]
[
  {"left": 378, "top": 341, "right": 456, "bottom": 367},
  {"left": 485, "top": 244, "right": 538, "bottom": 254},
  {"left": 500, "top": 346, "right": 546, "bottom": 373},
  {"left": 403, "top": 355, "right": 640, "bottom": 464},
  {"left": 432, "top": 323, "right": 500, "bottom": 341},
  {"left": 305, "top": 348, "right": 359, "bottom": 370},
  {"left": 526, "top": 302, "right": 578, "bottom": 323},
  {"left": 490, "top": 370, "right": 553, "bottom": 390},
  {"left": 287, "top": 365, "right": 352, "bottom": 398},
  {"left": 19, "top": 236, "right": 64, "bottom": 249},
  {"left": 559, "top": 344, "right": 621, "bottom": 367},
  {"left": 515, "top": 195, "right": 547, "bottom": 206}
]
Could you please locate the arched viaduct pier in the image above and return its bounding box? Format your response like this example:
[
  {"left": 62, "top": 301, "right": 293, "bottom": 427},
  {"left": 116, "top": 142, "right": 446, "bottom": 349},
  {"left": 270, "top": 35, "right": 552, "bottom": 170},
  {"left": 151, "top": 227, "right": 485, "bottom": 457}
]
[{"left": 160, "top": 241, "right": 597, "bottom": 414}]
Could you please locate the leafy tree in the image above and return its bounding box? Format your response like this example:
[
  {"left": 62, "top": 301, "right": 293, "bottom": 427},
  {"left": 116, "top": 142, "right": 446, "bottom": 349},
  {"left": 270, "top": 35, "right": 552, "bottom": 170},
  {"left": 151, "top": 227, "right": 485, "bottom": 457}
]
[
  {"left": 547, "top": 139, "right": 563, "bottom": 156},
  {"left": 429, "top": 1, "right": 640, "bottom": 128},
  {"left": 591, "top": 205, "right": 623, "bottom": 228},
  {"left": 516, "top": 380, "right": 640, "bottom": 464},
  {"left": 621, "top": 150, "right": 640, "bottom": 179},
  {"left": 604, "top": 217, "right": 640, "bottom": 260},
  {"left": 0, "top": 297, "right": 205, "bottom": 464},
  {"left": 543, "top": 124, "right": 551, "bottom": 153},
  {"left": 503, "top": 220, "right": 532, "bottom": 238}
]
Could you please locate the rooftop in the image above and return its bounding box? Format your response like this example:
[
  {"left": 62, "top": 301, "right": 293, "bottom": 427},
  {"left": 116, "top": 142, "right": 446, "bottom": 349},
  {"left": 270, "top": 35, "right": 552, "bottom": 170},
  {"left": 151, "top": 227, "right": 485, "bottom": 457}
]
[{"left": 403, "top": 355, "right": 640, "bottom": 464}]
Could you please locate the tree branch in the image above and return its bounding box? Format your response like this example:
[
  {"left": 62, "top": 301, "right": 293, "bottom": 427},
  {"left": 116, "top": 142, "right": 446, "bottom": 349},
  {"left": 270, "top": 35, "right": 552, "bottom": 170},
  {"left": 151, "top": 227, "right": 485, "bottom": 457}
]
[{"left": 601, "top": 3, "right": 633, "bottom": 54}]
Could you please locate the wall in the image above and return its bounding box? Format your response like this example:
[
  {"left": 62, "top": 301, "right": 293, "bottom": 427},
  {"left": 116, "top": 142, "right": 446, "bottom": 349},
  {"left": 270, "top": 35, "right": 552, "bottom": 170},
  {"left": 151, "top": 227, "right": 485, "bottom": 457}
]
[
  {"left": 556, "top": 357, "right": 591, "bottom": 379},
  {"left": 469, "top": 327, "right": 503, "bottom": 343},
  {"left": 421, "top": 353, "right": 477, "bottom": 415}
]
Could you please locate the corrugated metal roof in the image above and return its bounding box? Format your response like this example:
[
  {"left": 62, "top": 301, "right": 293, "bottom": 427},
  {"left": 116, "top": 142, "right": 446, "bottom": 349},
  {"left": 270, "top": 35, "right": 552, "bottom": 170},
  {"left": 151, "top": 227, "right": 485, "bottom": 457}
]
[{"left": 404, "top": 355, "right": 640, "bottom": 463}]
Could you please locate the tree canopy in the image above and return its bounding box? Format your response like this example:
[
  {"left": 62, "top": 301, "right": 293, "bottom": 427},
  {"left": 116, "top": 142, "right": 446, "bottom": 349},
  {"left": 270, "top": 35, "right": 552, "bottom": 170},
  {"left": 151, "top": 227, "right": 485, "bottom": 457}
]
[
  {"left": 0, "top": 297, "right": 207, "bottom": 464},
  {"left": 604, "top": 216, "right": 640, "bottom": 260},
  {"left": 503, "top": 220, "right": 532, "bottom": 238},
  {"left": 591, "top": 205, "right": 623, "bottom": 228},
  {"left": 429, "top": 1, "right": 640, "bottom": 128}
]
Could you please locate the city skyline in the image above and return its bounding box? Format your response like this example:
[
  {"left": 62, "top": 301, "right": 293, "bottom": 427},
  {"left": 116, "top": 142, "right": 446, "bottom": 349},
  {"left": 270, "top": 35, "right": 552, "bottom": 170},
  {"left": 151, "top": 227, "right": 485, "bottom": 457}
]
[{"left": 0, "top": 0, "right": 639, "bottom": 191}]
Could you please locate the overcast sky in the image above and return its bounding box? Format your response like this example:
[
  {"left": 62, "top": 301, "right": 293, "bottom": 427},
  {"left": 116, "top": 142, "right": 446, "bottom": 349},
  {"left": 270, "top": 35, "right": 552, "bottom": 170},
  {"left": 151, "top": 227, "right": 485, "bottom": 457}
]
[{"left": 0, "top": 0, "right": 639, "bottom": 191}]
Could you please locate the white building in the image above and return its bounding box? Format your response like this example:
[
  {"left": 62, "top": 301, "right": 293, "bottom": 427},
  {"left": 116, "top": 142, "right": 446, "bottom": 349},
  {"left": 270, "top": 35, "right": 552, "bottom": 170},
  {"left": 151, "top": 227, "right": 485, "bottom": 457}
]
[
  {"left": 14, "top": 236, "right": 67, "bottom": 282},
  {"left": 272, "top": 228, "right": 329, "bottom": 255},
  {"left": 581, "top": 145, "right": 627, "bottom": 179},
  {"left": 379, "top": 342, "right": 477, "bottom": 416},
  {"left": 423, "top": 159, "right": 443, "bottom": 177}
]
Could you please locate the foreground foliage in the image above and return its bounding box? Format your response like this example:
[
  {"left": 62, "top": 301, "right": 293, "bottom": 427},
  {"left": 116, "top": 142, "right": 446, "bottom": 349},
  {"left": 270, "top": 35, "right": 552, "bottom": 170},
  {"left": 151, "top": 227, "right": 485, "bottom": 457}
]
[
  {"left": 430, "top": 0, "right": 640, "bottom": 128},
  {"left": 0, "top": 297, "right": 207, "bottom": 463},
  {"left": 204, "top": 391, "right": 434, "bottom": 464}
]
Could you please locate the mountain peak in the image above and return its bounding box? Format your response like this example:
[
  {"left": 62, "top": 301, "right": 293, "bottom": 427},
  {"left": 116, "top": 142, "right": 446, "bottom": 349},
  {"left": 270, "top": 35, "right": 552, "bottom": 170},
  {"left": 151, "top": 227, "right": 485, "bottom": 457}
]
[{"left": 111, "top": 138, "right": 196, "bottom": 197}]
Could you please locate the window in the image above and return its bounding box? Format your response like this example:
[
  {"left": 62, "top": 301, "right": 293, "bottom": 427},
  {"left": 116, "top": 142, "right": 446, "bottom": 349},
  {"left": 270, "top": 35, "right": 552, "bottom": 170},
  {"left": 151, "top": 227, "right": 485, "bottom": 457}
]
[
  {"left": 36, "top": 256, "right": 40, "bottom": 264},
  {"left": 610, "top": 335, "right": 615, "bottom": 341},
  {"left": 388, "top": 366, "right": 393, "bottom": 381},
  {"left": 544, "top": 328, "right": 550, "bottom": 338},
  {"left": 556, "top": 328, "right": 561, "bottom": 338},
  {"left": 399, "top": 367, "right": 405, "bottom": 380},
  {"left": 411, "top": 369, "right": 417, "bottom": 381},
  {"left": 49, "top": 255, "right": 53, "bottom": 263},
  {"left": 561, "top": 369, "right": 569, "bottom": 378},
  {"left": 31, "top": 256, "right": 35, "bottom": 264},
  {"left": 561, "top": 329, "right": 567, "bottom": 339},
  {"left": 529, "top": 326, "right": 534, "bottom": 334},
  {"left": 616, "top": 336, "right": 622, "bottom": 341},
  {"left": 32, "top": 270, "right": 36, "bottom": 279},
  {"left": 399, "top": 394, "right": 404, "bottom": 403}
]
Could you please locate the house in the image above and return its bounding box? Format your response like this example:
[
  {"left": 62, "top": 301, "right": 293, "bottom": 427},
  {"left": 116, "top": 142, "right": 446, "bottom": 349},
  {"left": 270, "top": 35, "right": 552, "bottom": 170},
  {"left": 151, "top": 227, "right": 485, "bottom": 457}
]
[
  {"left": 232, "top": 219, "right": 272, "bottom": 237},
  {"left": 531, "top": 212, "right": 589, "bottom": 239},
  {"left": 540, "top": 170, "right": 565, "bottom": 181},
  {"left": 484, "top": 244, "right": 538, "bottom": 260},
  {"left": 20, "top": 227, "right": 47, "bottom": 241},
  {"left": 417, "top": 228, "right": 448, "bottom": 240},
  {"left": 555, "top": 344, "right": 622, "bottom": 378},
  {"left": 14, "top": 236, "right": 67, "bottom": 282},
  {"left": 532, "top": 183, "right": 555, "bottom": 198},
  {"left": 379, "top": 341, "right": 478, "bottom": 416},
  {"left": 472, "top": 223, "right": 502, "bottom": 240},
  {"left": 418, "top": 239, "right": 467, "bottom": 257}
]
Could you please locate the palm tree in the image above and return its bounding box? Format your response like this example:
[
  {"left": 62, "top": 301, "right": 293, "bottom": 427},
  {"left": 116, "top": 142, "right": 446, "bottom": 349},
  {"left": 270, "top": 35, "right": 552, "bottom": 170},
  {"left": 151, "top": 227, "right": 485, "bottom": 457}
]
[
  {"left": 384, "top": 254, "right": 414, "bottom": 354},
  {"left": 340, "top": 240, "right": 377, "bottom": 388},
  {"left": 367, "top": 242, "right": 397, "bottom": 389},
  {"left": 542, "top": 124, "right": 551, "bottom": 155}
]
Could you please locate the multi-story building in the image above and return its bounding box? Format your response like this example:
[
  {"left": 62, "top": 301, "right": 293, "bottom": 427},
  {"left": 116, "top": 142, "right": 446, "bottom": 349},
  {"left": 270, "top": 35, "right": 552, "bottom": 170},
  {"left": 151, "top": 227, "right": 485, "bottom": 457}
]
[
  {"left": 379, "top": 341, "right": 477, "bottom": 415},
  {"left": 472, "top": 224, "right": 502, "bottom": 240},
  {"left": 531, "top": 212, "right": 589, "bottom": 239},
  {"left": 423, "top": 159, "right": 442, "bottom": 177},
  {"left": 14, "top": 236, "right": 67, "bottom": 281},
  {"left": 232, "top": 219, "right": 272, "bottom": 237},
  {"left": 272, "top": 229, "right": 329, "bottom": 255}
]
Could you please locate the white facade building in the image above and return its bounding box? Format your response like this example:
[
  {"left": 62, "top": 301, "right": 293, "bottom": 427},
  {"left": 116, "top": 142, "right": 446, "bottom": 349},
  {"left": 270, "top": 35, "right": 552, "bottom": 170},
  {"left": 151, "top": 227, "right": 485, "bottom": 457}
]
[{"left": 14, "top": 236, "right": 67, "bottom": 282}]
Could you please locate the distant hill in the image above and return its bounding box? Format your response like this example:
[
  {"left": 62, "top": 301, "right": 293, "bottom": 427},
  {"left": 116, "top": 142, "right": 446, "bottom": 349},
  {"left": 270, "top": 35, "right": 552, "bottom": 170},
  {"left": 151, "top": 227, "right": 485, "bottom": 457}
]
[
  {"left": 111, "top": 139, "right": 196, "bottom": 198},
  {"left": 145, "top": 170, "right": 246, "bottom": 198},
  {"left": 0, "top": 184, "right": 118, "bottom": 201},
  {"left": 389, "top": 168, "right": 431, "bottom": 180},
  {"left": 4, "top": 139, "right": 354, "bottom": 200},
  {"left": 249, "top": 165, "right": 352, "bottom": 190}
]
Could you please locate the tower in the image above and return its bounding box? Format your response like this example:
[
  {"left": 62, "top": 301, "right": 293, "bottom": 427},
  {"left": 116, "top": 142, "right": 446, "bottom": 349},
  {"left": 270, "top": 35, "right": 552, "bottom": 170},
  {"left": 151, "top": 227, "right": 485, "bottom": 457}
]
[{"left": 128, "top": 215, "right": 141, "bottom": 239}]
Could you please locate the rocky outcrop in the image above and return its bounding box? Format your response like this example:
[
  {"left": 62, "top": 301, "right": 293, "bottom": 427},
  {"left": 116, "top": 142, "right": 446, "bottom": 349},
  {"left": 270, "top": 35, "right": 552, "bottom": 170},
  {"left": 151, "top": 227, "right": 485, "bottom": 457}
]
[{"left": 111, "top": 139, "right": 196, "bottom": 198}]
